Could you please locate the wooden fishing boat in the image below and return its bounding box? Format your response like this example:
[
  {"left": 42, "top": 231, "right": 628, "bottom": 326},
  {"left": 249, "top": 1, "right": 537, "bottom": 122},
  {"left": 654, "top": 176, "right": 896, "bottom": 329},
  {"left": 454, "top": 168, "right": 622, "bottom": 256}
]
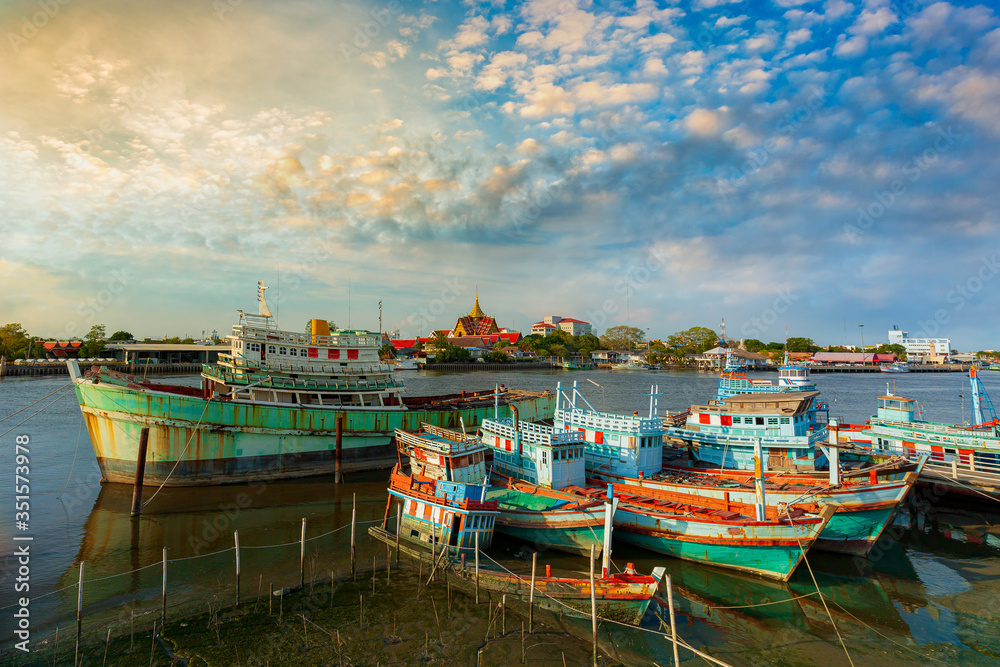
[
  {"left": 469, "top": 415, "right": 607, "bottom": 557},
  {"left": 370, "top": 424, "right": 663, "bottom": 625},
  {"left": 553, "top": 380, "right": 920, "bottom": 557},
  {"left": 481, "top": 409, "right": 833, "bottom": 581},
  {"left": 68, "top": 282, "right": 554, "bottom": 486}
]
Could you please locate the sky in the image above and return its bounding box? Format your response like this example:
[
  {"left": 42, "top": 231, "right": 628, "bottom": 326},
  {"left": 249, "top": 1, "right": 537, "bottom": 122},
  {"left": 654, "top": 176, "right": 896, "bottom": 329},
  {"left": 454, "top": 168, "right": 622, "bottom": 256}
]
[{"left": 1, "top": 0, "right": 998, "bottom": 350}]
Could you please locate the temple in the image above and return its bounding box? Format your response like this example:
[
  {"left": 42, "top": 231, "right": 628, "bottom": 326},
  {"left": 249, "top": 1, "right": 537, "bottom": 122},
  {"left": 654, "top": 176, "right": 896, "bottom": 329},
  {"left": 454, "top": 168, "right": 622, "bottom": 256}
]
[{"left": 451, "top": 292, "right": 500, "bottom": 337}]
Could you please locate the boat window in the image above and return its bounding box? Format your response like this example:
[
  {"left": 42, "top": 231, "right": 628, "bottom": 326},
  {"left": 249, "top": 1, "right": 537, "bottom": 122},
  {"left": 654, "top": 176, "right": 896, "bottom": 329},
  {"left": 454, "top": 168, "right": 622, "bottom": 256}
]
[
  {"left": 279, "top": 347, "right": 287, "bottom": 355},
  {"left": 755, "top": 417, "right": 764, "bottom": 425},
  {"left": 268, "top": 346, "right": 276, "bottom": 354},
  {"left": 300, "top": 348, "right": 308, "bottom": 357},
  {"left": 767, "top": 418, "right": 778, "bottom": 426},
  {"left": 781, "top": 418, "right": 790, "bottom": 424}
]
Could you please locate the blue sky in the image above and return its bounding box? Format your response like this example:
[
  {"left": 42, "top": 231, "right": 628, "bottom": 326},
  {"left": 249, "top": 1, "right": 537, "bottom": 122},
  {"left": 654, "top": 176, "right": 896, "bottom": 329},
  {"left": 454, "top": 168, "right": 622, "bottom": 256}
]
[{"left": 1, "top": 0, "right": 998, "bottom": 349}]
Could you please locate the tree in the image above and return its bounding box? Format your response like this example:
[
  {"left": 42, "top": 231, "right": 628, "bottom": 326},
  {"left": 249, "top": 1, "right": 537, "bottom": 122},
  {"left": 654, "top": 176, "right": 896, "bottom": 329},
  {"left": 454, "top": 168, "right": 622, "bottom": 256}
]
[
  {"left": 429, "top": 332, "right": 471, "bottom": 363},
  {"left": 666, "top": 326, "right": 719, "bottom": 356},
  {"left": 0, "top": 323, "right": 31, "bottom": 359},
  {"left": 80, "top": 324, "right": 107, "bottom": 358},
  {"left": 483, "top": 346, "right": 511, "bottom": 363},
  {"left": 875, "top": 343, "right": 907, "bottom": 360},
  {"left": 785, "top": 337, "right": 819, "bottom": 353},
  {"left": 600, "top": 325, "right": 646, "bottom": 350},
  {"left": 379, "top": 343, "right": 397, "bottom": 360},
  {"left": 109, "top": 331, "right": 134, "bottom": 341},
  {"left": 743, "top": 338, "right": 765, "bottom": 353}
]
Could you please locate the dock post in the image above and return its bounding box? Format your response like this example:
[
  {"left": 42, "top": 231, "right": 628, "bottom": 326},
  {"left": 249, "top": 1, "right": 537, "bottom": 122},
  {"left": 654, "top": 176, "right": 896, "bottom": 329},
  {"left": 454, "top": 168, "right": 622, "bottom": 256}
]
[
  {"left": 395, "top": 504, "right": 401, "bottom": 565},
  {"left": 335, "top": 414, "right": 344, "bottom": 483},
  {"left": 234, "top": 531, "right": 241, "bottom": 606},
  {"left": 475, "top": 532, "right": 480, "bottom": 604},
  {"left": 300, "top": 518, "right": 306, "bottom": 588},
  {"left": 529, "top": 552, "right": 537, "bottom": 633},
  {"left": 351, "top": 493, "right": 357, "bottom": 580},
  {"left": 952, "top": 458, "right": 959, "bottom": 479},
  {"left": 161, "top": 547, "right": 167, "bottom": 624},
  {"left": 666, "top": 574, "right": 680, "bottom": 667},
  {"left": 75, "top": 562, "right": 83, "bottom": 667},
  {"left": 589, "top": 544, "right": 597, "bottom": 667},
  {"left": 129, "top": 428, "right": 150, "bottom": 517}
]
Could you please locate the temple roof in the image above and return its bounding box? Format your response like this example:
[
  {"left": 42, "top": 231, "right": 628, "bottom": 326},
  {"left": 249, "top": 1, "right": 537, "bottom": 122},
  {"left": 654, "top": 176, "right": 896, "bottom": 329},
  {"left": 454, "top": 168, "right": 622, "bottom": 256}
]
[{"left": 469, "top": 292, "right": 486, "bottom": 319}]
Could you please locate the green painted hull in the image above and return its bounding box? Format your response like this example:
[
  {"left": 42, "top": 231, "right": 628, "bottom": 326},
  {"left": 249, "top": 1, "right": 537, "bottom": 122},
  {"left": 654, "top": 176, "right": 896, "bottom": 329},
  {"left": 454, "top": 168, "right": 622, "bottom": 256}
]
[
  {"left": 74, "top": 379, "right": 555, "bottom": 486},
  {"left": 816, "top": 505, "right": 900, "bottom": 555},
  {"left": 614, "top": 529, "right": 808, "bottom": 582}
]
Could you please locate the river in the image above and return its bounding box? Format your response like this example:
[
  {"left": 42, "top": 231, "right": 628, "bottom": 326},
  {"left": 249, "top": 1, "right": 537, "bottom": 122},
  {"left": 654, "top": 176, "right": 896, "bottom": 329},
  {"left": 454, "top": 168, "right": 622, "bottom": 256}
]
[{"left": 2, "top": 367, "right": 1000, "bottom": 665}]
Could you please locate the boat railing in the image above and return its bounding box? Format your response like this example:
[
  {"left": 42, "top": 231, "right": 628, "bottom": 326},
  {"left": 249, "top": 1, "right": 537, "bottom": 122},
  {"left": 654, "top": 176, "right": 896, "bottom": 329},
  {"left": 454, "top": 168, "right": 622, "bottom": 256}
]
[
  {"left": 234, "top": 325, "right": 382, "bottom": 349},
  {"left": 872, "top": 443, "right": 1000, "bottom": 477},
  {"left": 555, "top": 408, "right": 661, "bottom": 433},
  {"left": 203, "top": 365, "right": 402, "bottom": 392},
  {"left": 873, "top": 417, "right": 997, "bottom": 439},
  {"left": 483, "top": 418, "right": 584, "bottom": 445}
]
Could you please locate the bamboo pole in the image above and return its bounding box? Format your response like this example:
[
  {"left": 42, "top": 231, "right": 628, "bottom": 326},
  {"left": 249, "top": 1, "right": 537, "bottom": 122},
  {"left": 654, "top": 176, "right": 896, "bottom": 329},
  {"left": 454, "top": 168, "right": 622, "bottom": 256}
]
[
  {"left": 502, "top": 594, "right": 506, "bottom": 636},
  {"left": 234, "top": 531, "right": 241, "bottom": 606},
  {"left": 474, "top": 532, "right": 480, "bottom": 604},
  {"left": 300, "top": 518, "right": 307, "bottom": 588},
  {"left": 161, "top": 547, "right": 167, "bottom": 624},
  {"left": 589, "top": 544, "right": 597, "bottom": 667},
  {"left": 335, "top": 414, "right": 344, "bottom": 482},
  {"left": 129, "top": 428, "right": 150, "bottom": 517},
  {"left": 75, "top": 562, "right": 83, "bottom": 667},
  {"left": 666, "top": 574, "right": 680, "bottom": 667},
  {"left": 529, "top": 552, "right": 537, "bottom": 633},
  {"left": 395, "top": 505, "right": 401, "bottom": 565},
  {"left": 351, "top": 494, "right": 357, "bottom": 580}
]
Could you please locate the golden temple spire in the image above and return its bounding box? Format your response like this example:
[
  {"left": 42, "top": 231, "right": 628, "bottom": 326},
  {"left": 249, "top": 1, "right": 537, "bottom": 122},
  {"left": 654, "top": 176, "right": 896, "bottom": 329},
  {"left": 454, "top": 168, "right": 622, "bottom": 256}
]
[{"left": 469, "top": 288, "right": 486, "bottom": 319}]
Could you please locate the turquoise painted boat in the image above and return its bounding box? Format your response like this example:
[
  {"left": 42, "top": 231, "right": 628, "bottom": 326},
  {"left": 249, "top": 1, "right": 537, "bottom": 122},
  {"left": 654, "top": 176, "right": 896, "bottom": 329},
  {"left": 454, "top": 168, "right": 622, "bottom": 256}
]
[
  {"left": 482, "top": 406, "right": 833, "bottom": 581},
  {"left": 554, "top": 380, "right": 919, "bottom": 557},
  {"left": 485, "top": 477, "right": 606, "bottom": 557},
  {"left": 471, "top": 416, "right": 607, "bottom": 557},
  {"left": 68, "top": 285, "right": 554, "bottom": 486}
]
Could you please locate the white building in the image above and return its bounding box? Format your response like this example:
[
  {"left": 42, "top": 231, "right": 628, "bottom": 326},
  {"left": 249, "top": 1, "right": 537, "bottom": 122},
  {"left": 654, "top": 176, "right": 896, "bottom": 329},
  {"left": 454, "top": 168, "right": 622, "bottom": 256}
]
[
  {"left": 530, "top": 316, "right": 592, "bottom": 337},
  {"left": 887, "top": 327, "right": 950, "bottom": 361}
]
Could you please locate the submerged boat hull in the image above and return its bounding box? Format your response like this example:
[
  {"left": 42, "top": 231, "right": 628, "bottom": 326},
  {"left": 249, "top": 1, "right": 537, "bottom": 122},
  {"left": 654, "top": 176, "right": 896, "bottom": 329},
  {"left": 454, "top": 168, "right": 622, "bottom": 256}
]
[
  {"left": 74, "top": 379, "right": 555, "bottom": 486},
  {"left": 368, "top": 526, "right": 661, "bottom": 625}
]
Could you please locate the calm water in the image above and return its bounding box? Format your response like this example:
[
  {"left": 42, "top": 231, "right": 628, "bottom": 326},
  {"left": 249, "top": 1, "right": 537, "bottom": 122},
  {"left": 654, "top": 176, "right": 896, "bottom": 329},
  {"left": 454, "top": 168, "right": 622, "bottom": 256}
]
[{"left": 2, "top": 367, "right": 1000, "bottom": 665}]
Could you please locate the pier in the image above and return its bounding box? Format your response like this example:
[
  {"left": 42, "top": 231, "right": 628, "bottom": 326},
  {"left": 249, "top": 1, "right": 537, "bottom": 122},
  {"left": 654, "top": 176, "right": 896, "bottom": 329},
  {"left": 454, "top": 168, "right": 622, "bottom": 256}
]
[
  {"left": 0, "top": 362, "right": 205, "bottom": 378},
  {"left": 807, "top": 363, "right": 973, "bottom": 373}
]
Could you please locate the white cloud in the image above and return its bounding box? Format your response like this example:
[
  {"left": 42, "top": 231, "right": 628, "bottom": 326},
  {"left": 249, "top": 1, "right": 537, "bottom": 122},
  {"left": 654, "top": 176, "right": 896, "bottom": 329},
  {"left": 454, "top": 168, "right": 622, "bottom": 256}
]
[{"left": 685, "top": 108, "right": 723, "bottom": 136}]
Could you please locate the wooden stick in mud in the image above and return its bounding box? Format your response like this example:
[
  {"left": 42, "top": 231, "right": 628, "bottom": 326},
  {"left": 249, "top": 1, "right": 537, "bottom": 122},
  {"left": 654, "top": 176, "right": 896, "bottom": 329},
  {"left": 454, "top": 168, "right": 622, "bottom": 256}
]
[
  {"left": 666, "top": 574, "right": 680, "bottom": 667},
  {"left": 335, "top": 413, "right": 344, "bottom": 483},
  {"left": 529, "top": 552, "right": 537, "bottom": 633},
  {"left": 351, "top": 494, "right": 357, "bottom": 580},
  {"left": 234, "top": 531, "right": 241, "bottom": 606},
  {"left": 75, "top": 562, "right": 83, "bottom": 667},
  {"left": 300, "top": 518, "right": 307, "bottom": 589},
  {"left": 589, "top": 544, "right": 597, "bottom": 667},
  {"left": 161, "top": 548, "right": 167, "bottom": 624},
  {"left": 474, "top": 532, "right": 480, "bottom": 604},
  {"left": 395, "top": 506, "right": 401, "bottom": 565},
  {"left": 129, "top": 428, "right": 150, "bottom": 517}
]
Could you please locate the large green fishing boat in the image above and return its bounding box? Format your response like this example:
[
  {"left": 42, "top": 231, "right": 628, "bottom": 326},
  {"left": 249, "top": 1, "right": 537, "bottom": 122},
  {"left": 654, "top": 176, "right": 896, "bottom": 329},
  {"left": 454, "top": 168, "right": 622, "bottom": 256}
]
[{"left": 69, "top": 283, "right": 554, "bottom": 486}]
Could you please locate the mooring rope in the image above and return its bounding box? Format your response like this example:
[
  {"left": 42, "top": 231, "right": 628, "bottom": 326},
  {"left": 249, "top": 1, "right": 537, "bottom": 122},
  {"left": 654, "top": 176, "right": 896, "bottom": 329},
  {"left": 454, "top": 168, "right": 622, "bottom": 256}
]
[
  {"left": 0, "top": 384, "right": 75, "bottom": 440},
  {"left": 139, "top": 399, "right": 213, "bottom": 509},
  {"left": 56, "top": 414, "right": 86, "bottom": 499},
  {"left": 0, "top": 382, "right": 73, "bottom": 424},
  {"left": 783, "top": 510, "right": 855, "bottom": 667}
]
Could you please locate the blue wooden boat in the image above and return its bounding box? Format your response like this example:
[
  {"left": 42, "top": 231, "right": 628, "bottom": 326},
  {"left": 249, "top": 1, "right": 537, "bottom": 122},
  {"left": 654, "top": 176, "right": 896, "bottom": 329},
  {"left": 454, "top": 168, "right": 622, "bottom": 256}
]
[
  {"left": 555, "top": 381, "right": 920, "bottom": 557},
  {"left": 372, "top": 425, "right": 664, "bottom": 626},
  {"left": 482, "top": 406, "right": 832, "bottom": 581},
  {"left": 472, "top": 417, "right": 607, "bottom": 557}
]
